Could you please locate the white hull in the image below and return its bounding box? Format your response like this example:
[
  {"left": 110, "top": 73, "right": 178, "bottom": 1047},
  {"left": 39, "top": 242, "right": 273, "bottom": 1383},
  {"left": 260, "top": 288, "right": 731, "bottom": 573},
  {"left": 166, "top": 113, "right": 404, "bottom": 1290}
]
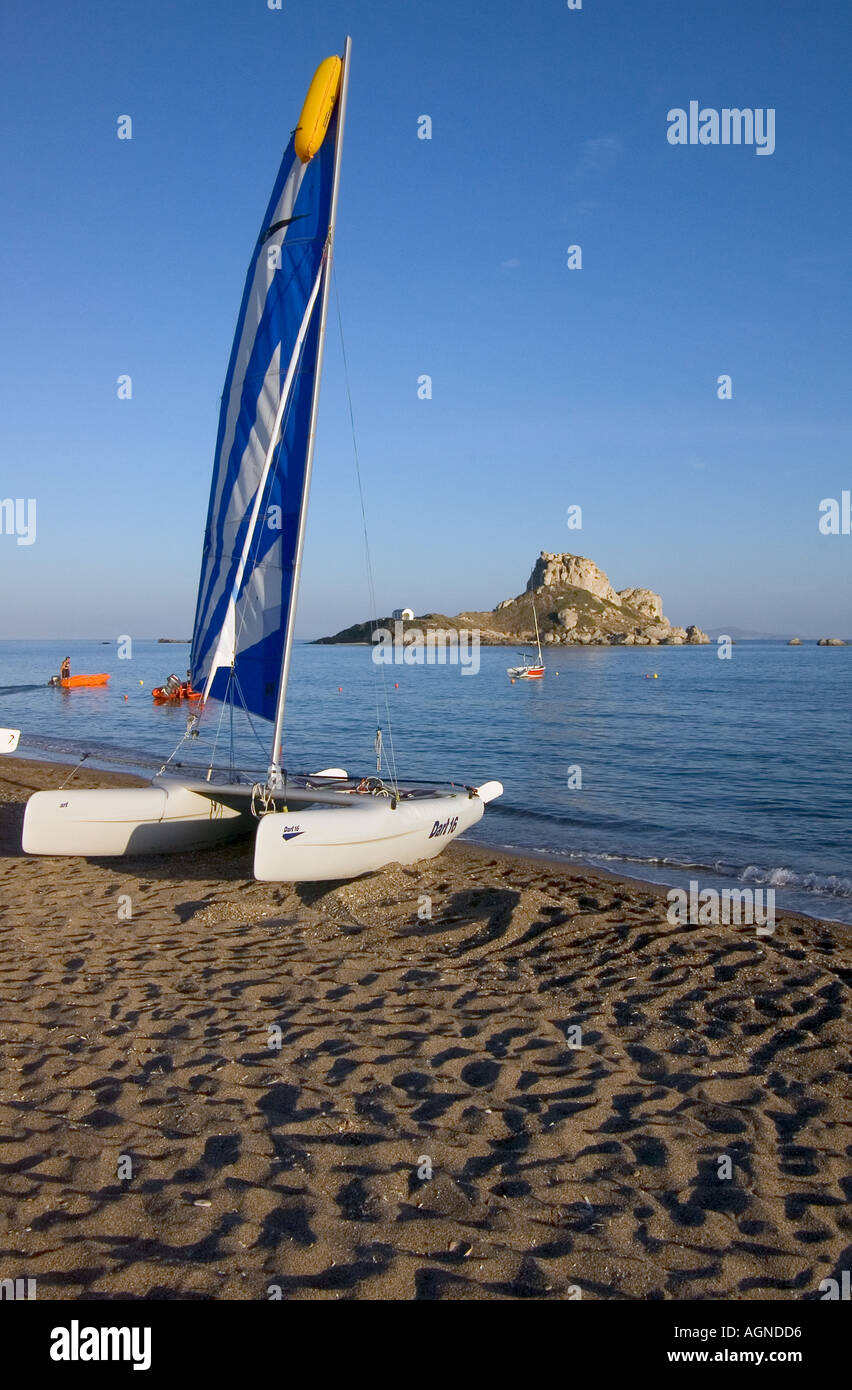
[
  {"left": 22, "top": 781, "right": 253, "bottom": 857},
  {"left": 21, "top": 774, "right": 503, "bottom": 879},
  {"left": 254, "top": 781, "right": 502, "bottom": 882},
  {"left": 507, "top": 666, "right": 545, "bottom": 680}
]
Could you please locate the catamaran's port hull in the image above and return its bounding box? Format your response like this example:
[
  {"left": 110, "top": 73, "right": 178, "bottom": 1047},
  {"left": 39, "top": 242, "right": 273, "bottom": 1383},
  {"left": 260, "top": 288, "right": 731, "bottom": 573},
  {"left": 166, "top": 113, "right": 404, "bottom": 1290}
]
[{"left": 21, "top": 784, "right": 253, "bottom": 856}]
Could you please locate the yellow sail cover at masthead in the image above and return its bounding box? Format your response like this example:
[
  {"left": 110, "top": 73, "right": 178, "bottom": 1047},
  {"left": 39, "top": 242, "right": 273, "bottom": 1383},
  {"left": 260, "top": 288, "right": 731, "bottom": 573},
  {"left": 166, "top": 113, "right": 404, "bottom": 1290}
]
[{"left": 295, "top": 55, "right": 342, "bottom": 164}]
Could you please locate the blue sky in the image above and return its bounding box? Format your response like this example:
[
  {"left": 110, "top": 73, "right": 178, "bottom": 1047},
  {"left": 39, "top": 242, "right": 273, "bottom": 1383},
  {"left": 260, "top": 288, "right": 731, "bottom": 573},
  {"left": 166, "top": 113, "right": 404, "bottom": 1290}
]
[{"left": 1, "top": 0, "right": 850, "bottom": 638}]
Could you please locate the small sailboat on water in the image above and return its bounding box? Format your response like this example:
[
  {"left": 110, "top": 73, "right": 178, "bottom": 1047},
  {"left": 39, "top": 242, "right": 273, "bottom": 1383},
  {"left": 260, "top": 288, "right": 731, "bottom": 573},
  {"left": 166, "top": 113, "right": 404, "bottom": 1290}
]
[
  {"left": 22, "top": 39, "right": 502, "bottom": 881},
  {"left": 507, "top": 600, "right": 546, "bottom": 680}
]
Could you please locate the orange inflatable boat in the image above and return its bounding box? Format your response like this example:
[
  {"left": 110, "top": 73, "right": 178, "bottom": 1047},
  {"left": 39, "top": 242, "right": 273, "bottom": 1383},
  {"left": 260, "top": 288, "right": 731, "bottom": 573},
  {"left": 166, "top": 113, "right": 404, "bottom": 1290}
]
[
  {"left": 51, "top": 673, "right": 110, "bottom": 689},
  {"left": 152, "top": 680, "right": 201, "bottom": 703}
]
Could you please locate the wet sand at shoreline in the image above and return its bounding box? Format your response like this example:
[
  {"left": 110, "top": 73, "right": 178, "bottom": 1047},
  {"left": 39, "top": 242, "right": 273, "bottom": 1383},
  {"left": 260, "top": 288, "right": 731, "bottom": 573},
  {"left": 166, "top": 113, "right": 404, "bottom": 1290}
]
[{"left": 0, "top": 757, "right": 849, "bottom": 1300}]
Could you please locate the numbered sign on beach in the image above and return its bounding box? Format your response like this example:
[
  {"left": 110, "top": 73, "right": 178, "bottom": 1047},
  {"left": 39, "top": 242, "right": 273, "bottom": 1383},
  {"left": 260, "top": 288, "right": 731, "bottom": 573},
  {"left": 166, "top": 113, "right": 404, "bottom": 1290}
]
[{"left": 0, "top": 729, "right": 21, "bottom": 753}]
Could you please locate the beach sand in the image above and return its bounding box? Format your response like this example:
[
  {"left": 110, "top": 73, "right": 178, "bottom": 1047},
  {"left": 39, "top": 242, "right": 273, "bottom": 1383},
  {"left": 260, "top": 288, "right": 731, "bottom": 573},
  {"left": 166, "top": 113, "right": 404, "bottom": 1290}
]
[{"left": 0, "top": 756, "right": 848, "bottom": 1301}]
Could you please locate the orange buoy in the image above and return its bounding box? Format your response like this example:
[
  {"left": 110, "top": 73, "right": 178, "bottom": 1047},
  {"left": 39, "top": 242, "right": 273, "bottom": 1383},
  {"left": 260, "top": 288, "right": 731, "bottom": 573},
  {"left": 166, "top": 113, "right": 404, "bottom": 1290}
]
[{"left": 295, "top": 55, "right": 342, "bottom": 163}]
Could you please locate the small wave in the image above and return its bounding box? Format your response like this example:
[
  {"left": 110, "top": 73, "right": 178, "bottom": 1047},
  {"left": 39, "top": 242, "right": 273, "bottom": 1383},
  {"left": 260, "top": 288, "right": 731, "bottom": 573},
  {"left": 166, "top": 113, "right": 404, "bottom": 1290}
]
[
  {"left": 580, "top": 849, "right": 738, "bottom": 875},
  {"left": 741, "top": 864, "right": 852, "bottom": 899},
  {"left": 475, "top": 830, "right": 852, "bottom": 910},
  {"left": 556, "top": 848, "right": 852, "bottom": 900}
]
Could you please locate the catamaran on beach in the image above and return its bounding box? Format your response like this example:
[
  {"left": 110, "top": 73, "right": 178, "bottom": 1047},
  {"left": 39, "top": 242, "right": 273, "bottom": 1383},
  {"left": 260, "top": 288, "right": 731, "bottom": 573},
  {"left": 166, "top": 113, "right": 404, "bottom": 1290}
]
[{"left": 20, "top": 38, "right": 502, "bottom": 880}]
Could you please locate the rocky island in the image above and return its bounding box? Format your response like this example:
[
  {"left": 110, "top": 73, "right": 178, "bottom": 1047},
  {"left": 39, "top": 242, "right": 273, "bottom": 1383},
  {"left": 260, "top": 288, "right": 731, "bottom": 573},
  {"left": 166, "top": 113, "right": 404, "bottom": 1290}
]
[{"left": 317, "top": 551, "right": 710, "bottom": 647}]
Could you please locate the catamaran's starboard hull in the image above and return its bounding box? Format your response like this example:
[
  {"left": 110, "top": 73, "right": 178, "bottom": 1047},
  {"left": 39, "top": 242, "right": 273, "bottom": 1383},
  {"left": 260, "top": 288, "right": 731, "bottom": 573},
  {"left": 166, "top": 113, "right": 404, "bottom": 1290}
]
[
  {"left": 22, "top": 784, "right": 253, "bottom": 856},
  {"left": 253, "top": 783, "right": 502, "bottom": 882}
]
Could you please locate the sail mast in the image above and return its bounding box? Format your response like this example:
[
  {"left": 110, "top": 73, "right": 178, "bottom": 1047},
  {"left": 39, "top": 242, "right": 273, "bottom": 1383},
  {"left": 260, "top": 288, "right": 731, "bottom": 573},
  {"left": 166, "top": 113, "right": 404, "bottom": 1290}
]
[
  {"left": 533, "top": 599, "right": 543, "bottom": 665},
  {"left": 268, "top": 36, "right": 352, "bottom": 783}
]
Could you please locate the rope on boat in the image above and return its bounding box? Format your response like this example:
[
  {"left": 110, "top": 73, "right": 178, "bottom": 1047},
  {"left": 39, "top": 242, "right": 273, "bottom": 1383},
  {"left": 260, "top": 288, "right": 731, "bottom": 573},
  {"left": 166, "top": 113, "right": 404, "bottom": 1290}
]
[
  {"left": 209, "top": 676, "right": 231, "bottom": 776},
  {"left": 58, "top": 751, "right": 90, "bottom": 788},
  {"left": 251, "top": 780, "right": 279, "bottom": 818}
]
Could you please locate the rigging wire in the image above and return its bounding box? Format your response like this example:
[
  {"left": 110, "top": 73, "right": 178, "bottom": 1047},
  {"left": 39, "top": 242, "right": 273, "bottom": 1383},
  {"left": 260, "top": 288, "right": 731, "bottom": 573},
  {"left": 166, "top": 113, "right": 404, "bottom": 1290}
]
[
  {"left": 59, "top": 751, "right": 90, "bottom": 789},
  {"left": 205, "top": 677, "right": 232, "bottom": 777},
  {"left": 231, "top": 669, "right": 271, "bottom": 761},
  {"left": 332, "top": 266, "right": 400, "bottom": 794}
]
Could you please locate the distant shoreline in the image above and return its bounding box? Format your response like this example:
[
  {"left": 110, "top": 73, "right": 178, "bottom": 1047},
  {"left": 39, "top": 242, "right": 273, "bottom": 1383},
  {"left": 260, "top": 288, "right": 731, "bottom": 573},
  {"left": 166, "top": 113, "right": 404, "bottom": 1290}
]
[{"left": 310, "top": 636, "right": 848, "bottom": 647}]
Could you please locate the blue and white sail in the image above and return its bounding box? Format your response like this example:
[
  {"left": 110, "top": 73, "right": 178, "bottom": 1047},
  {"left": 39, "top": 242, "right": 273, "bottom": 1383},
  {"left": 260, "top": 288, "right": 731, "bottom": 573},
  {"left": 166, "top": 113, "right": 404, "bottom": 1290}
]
[{"left": 190, "top": 61, "right": 343, "bottom": 726}]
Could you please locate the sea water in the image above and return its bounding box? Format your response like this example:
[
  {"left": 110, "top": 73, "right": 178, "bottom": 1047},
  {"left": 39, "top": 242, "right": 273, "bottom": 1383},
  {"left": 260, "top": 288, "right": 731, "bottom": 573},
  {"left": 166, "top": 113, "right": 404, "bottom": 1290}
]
[{"left": 1, "top": 638, "right": 849, "bottom": 925}]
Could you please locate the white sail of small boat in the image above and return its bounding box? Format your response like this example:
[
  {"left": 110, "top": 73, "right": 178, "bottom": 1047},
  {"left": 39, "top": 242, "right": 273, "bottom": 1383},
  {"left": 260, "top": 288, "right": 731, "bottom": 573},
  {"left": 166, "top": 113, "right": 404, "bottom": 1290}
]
[
  {"left": 507, "top": 598, "right": 545, "bottom": 680},
  {"left": 22, "top": 38, "right": 502, "bottom": 880}
]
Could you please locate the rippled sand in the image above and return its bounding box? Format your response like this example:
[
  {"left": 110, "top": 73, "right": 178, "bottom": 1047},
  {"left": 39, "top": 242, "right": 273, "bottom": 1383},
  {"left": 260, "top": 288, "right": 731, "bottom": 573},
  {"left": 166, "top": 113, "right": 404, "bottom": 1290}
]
[{"left": 0, "top": 757, "right": 849, "bottom": 1300}]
